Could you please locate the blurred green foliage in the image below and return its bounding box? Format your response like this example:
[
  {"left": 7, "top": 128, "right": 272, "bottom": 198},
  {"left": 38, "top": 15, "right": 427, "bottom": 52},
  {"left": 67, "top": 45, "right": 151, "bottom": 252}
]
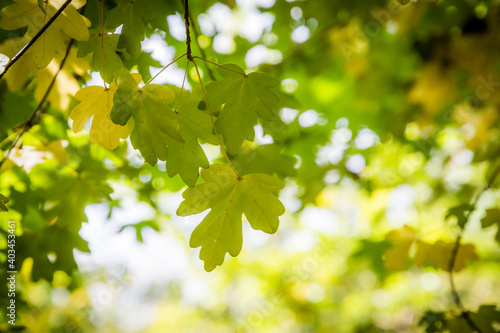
[{"left": 0, "top": 0, "right": 500, "bottom": 332}]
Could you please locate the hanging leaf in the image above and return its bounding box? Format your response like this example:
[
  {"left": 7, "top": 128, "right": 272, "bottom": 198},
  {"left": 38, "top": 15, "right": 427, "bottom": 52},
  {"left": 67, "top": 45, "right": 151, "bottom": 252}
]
[
  {"left": 77, "top": 28, "right": 122, "bottom": 83},
  {"left": 105, "top": 0, "right": 154, "bottom": 58},
  {"left": 415, "top": 240, "right": 479, "bottom": 272},
  {"left": 70, "top": 74, "right": 142, "bottom": 150},
  {"left": 383, "top": 225, "right": 417, "bottom": 270},
  {"left": 481, "top": 208, "right": 500, "bottom": 244},
  {"left": 177, "top": 164, "right": 285, "bottom": 271},
  {"left": 446, "top": 204, "right": 474, "bottom": 229},
  {"left": 205, "top": 63, "right": 280, "bottom": 155},
  {"left": 110, "top": 69, "right": 183, "bottom": 165},
  {"left": 165, "top": 102, "right": 218, "bottom": 187}
]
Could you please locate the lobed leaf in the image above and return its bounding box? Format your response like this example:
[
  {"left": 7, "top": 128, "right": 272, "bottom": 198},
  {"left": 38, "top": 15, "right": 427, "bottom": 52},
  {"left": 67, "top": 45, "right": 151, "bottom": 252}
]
[
  {"left": 205, "top": 63, "right": 280, "bottom": 155},
  {"left": 70, "top": 74, "right": 142, "bottom": 150},
  {"left": 110, "top": 69, "right": 182, "bottom": 165},
  {"left": 177, "top": 164, "right": 285, "bottom": 271}
]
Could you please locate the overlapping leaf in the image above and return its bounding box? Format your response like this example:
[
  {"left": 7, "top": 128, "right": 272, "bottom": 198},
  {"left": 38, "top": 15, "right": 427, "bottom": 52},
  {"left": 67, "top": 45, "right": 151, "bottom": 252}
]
[
  {"left": 481, "top": 208, "right": 500, "bottom": 244},
  {"left": 77, "top": 28, "right": 122, "bottom": 83},
  {"left": 383, "top": 225, "right": 416, "bottom": 270},
  {"left": 106, "top": 0, "right": 154, "bottom": 57},
  {"left": 205, "top": 63, "right": 280, "bottom": 154},
  {"left": 70, "top": 74, "right": 141, "bottom": 150},
  {"left": 165, "top": 102, "right": 217, "bottom": 187},
  {"left": 0, "top": 39, "right": 89, "bottom": 110},
  {"left": 384, "top": 225, "right": 479, "bottom": 272},
  {"left": 0, "top": 0, "right": 90, "bottom": 68},
  {"left": 177, "top": 164, "right": 285, "bottom": 271},
  {"left": 229, "top": 144, "right": 297, "bottom": 177},
  {"left": 0, "top": 193, "right": 9, "bottom": 212},
  {"left": 110, "top": 69, "right": 182, "bottom": 165}
]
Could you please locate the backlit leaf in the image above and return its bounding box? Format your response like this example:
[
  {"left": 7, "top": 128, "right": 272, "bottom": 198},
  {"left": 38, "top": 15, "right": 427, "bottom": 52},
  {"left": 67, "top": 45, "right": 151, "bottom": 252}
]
[
  {"left": 0, "top": 0, "right": 90, "bottom": 68},
  {"left": 70, "top": 74, "right": 141, "bottom": 150},
  {"left": 384, "top": 225, "right": 417, "bottom": 270},
  {"left": 77, "top": 28, "right": 122, "bottom": 83},
  {"left": 110, "top": 69, "right": 183, "bottom": 165},
  {"left": 205, "top": 63, "right": 280, "bottom": 154},
  {"left": 415, "top": 240, "right": 479, "bottom": 272},
  {"left": 481, "top": 208, "right": 500, "bottom": 244},
  {"left": 105, "top": 0, "right": 154, "bottom": 58},
  {"left": 177, "top": 164, "right": 285, "bottom": 271},
  {"left": 165, "top": 102, "right": 217, "bottom": 187}
]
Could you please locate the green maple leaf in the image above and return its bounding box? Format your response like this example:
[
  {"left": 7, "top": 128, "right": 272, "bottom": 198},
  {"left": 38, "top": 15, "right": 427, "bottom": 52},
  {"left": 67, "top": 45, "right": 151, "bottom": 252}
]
[
  {"left": 470, "top": 305, "right": 500, "bottom": 333},
  {"left": 177, "top": 164, "right": 285, "bottom": 271},
  {"left": 77, "top": 29, "right": 122, "bottom": 83},
  {"left": 165, "top": 102, "right": 218, "bottom": 187},
  {"left": 106, "top": 0, "right": 154, "bottom": 58},
  {"left": 110, "top": 69, "right": 183, "bottom": 165},
  {"left": 205, "top": 64, "right": 280, "bottom": 155},
  {"left": 481, "top": 208, "right": 500, "bottom": 244},
  {"left": 0, "top": 193, "right": 9, "bottom": 212},
  {"left": 445, "top": 204, "right": 474, "bottom": 229},
  {"left": 229, "top": 144, "right": 297, "bottom": 177}
]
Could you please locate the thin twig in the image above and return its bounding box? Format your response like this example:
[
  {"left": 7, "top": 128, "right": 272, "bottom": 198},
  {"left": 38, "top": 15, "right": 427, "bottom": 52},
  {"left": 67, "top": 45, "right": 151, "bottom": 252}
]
[
  {"left": 188, "top": 14, "right": 216, "bottom": 80},
  {"left": 447, "top": 164, "right": 500, "bottom": 332},
  {"left": 174, "top": 60, "right": 190, "bottom": 112},
  {"left": 146, "top": 53, "right": 187, "bottom": 84},
  {"left": 0, "top": 0, "right": 73, "bottom": 79},
  {"left": 0, "top": 39, "right": 75, "bottom": 170},
  {"left": 193, "top": 56, "right": 247, "bottom": 77},
  {"left": 191, "top": 59, "right": 241, "bottom": 179}
]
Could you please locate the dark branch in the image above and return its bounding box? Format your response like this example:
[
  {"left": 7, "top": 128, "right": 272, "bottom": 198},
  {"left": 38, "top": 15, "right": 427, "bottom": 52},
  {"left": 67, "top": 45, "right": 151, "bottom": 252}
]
[
  {"left": 447, "top": 164, "right": 500, "bottom": 333},
  {"left": 184, "top": 0, "right": 192, "bottom": 59},
  {"left": 0, "top": 39, "right": 75, "bottom": 170},
  {"left": 0, "top": 0, "right": 73, "bottom": 80},
  {"left": 188, "top": 11, "right": 216, "bottom": 81}
]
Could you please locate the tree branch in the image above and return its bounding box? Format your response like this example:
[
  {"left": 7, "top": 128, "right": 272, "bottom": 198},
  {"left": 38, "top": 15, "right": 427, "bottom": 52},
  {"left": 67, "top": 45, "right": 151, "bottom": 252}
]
[
  {"left": 188, "top": 12, "right": 216, "bottom": 81},
  {"left": 0, "top": 0, "right": 73, "bottom": 80},
  {"left": 0, "top": 39, "right": 75, "bottom": 170},
  {"left": 447, "top": 163, "right": 500, "bottom": 332},
  {"left": 184, "top": 0, "right": 192, "bottom": 60}
]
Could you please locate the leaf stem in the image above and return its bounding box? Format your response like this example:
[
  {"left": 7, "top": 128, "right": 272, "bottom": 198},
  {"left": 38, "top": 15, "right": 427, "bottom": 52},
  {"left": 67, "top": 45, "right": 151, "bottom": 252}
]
[
  {"left": 147, "top": 53, "right": 187, "bottom": 84},
  {"left": 174, "top": 60, "right": 190, "bottom": 112},
  {"left": 0, "top": 0, "right": 73, "bottom": 80},
  {"left": 191, "top": 59, "right": 241, "bottom": 179},
  {"left": 0, "top": 40, "right": 75, "bottom": 171},
  {"left": 193, "top": 56, "right": 247, "bottom": 77}
]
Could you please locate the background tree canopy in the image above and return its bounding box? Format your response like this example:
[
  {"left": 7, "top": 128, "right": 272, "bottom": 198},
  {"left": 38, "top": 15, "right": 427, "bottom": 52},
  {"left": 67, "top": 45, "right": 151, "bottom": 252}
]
[{"left": 0, "top": 0, "right": 500, "bottom": 332}]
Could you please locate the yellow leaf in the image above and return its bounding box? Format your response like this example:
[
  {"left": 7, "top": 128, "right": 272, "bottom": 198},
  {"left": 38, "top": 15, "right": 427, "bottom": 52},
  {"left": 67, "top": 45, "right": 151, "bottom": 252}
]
[
  {"left": 0, "top": 0, "right": 90, "bottom": 68},
  {"left": 70, "top": 74, "right": 141, "bottom": 150},
  {"left": 453, "top": 243, "right": 480, "bottom": 272},
  {"left": 386, "top": 225, "right": 417, "bottom": 242},
  {"left": 0, "top": 39, "right": 89, "bottom": 111},
  {"left": 384, "top": 242, "right": 413, "bottom": 270},
  {"left": 34, "top": 47, "right": 88, "bottom": 111},
  {"left": 384, "top": 225, "right": 417, "bottom": 270},
  {"left": 409, "top": 64, "right": 456, "bottom": 115},
  {"left": 0, "top": 38, "right": 37, "bottom": 91},
  {"left": 415, "top": 240, "right": 479, "bottom": 272}
]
